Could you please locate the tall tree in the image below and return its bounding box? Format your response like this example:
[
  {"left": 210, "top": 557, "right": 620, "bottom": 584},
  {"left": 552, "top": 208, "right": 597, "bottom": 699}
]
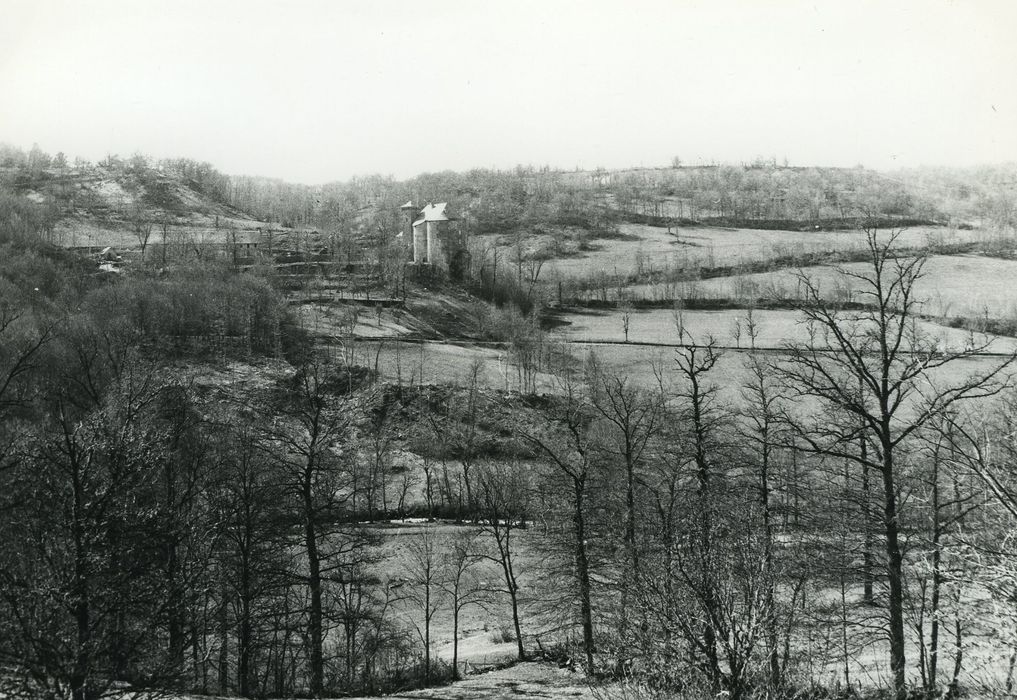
[
  {"left": 440, "top": 529, "right": 485, "bottom": 681},
  {"left": 405, "top": 525, "right": 444, "bottom": 683},
  {"left": 738, "top": 354, "right": 788, "bottom": 692},
  {"left": 671, "top": 337, "right": 729, "bottom": 691},
  {"left": 476, "top": 461, "right": 530, "bottom": 661},
  {"left": 210, "top": 418, "right": 288, "bottom": 698},
  {"left": 586, "top": 356, "right": 661, "bottom": 660},
  {"left": 522, "top": 365, "right": 597, "bottom": 674},
  {"left": 258, "top": 359, "right": 360, "bottom": 697},
  {"left": 774, "top": 227, "right": 1015, "bottom": 699}
]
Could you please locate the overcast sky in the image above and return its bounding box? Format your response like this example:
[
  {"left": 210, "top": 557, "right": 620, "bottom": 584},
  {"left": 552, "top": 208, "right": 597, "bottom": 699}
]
[{"left": 1, "top": 0, "right": 1015, "bottom": 183}]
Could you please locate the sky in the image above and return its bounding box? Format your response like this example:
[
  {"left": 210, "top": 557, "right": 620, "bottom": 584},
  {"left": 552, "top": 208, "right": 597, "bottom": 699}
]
[{"left": 1, "top": 0, "right": 1016, "bottom": 183}]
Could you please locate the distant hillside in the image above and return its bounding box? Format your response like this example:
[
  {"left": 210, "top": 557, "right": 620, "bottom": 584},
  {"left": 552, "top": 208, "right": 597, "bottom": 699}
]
[
  {"left": 0, "top": 157, "right": 279, "bottom": 253},
  {"left": 3, "top": 143, "right": 1014, "bottom": 275}
]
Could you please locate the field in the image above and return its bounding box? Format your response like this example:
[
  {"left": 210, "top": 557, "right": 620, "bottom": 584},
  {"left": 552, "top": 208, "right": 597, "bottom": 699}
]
[
  {"left": 316, "top": 299, "right": 1017, "bottom": 397},
  {"left": 679, "top": 253, "right": 1017, "bottom": 318},
  {"left": 553, "top": 306, "right": 1017, "bottom": 351},
  {"left": 540, "top": 223, "right": 978, "bottom": 281}
]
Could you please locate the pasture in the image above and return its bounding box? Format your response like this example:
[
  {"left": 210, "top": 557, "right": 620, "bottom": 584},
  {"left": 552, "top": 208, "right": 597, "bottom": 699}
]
[
  {"left": 683, "top": 254, "right": 1017, "bottom": 318},
  {"left": 542, "top": 223, "right": 976, "bottom": 281},
  {"left": 553, "top": 306, "right": 1017, "bottom": 353}
]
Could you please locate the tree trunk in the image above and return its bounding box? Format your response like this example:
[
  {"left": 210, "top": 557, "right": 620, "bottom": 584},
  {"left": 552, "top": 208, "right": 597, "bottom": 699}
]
[
  {"left": 574, "top": 478, "right": 595, "bottom": 675},
  {"left": 238, "top": 552, "right": 252, "bottom": 698},
  {"left": 305, "top": 511, "right": 324, "bottom": 697},
  {"left": 694, "top": 387, "right": 721, "bottom": 691},
  {"left": 167, "top": 543, "right": 184, "bottom": 674},
  {"left": 929, "top": 450, "right": 943, "bottom": 691},
  {"left": 495, "top": 530, "right": 526, "bottom": 660},
  {"left": 511, "top": 582, "right": 526, "bottom": 660},
  {"left": 948, "top": 615, "right": 963, "bottom": 698},
  {"left": 71, "top": 459, "right": 91, "bottom": 700},
  {"left": 880, "top": 442, "right": 907, "bottom": 699},
  {"left": 72, "top": 560, "right": 90, "bottom": 700},
  {"left": 762, "top": 441, "right": 780, "bottom": 691},
  {"left": 424, "top": 581, "right": 431, "bottom": 682},
  {"left": 452, "top": 606, "right": 461, "bottom": 681},
  {"left": 623, "top": 438, "right": 639, "bottom": 644},
  {"left": 861, "top": 435, "right": 874, "bottom": 604},
  {"left": 218, "top": 579, "right": 229, "bottom": 695}
]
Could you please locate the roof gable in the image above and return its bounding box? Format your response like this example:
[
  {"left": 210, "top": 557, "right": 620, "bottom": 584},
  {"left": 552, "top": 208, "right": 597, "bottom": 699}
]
[{"left": 413, "top": 202, "right": 454, "bottom": 224}]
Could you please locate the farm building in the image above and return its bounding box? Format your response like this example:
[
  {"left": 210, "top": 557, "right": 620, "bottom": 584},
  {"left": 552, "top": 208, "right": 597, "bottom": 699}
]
[
  {"left": 398, "top": 200, "right": 468, "bottom": 278},
  {"left": 228, "top": 231, "right": 262, "bottom": 258}
]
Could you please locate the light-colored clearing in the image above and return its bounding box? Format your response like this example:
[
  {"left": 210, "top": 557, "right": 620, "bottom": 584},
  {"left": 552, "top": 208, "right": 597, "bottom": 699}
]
[
  {"left": 544, "top": 224, "right": 976, "bottom": 280},
  {"left": 554, "top": 307, "right": 1017, "bottom": 354},
  {"left": 687, "top": 254, "right": 1017, "bottom": 318}
]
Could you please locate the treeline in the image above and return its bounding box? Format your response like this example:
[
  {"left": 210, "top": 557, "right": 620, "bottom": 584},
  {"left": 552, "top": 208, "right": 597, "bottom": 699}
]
[
  {"left": 890, "top": 163, "right": 1017, "bottom": 231},
  {"left": 11, "top": 141, "right": 976, "bottom": 250},
  {"left": 593, "top": 164, "right": 933, "bottom": 224}
]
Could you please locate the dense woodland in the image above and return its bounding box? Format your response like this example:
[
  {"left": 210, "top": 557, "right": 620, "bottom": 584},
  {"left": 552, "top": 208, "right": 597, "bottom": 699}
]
[{"left": 2, "top": 144, "right": 1017, "bottom": 700}]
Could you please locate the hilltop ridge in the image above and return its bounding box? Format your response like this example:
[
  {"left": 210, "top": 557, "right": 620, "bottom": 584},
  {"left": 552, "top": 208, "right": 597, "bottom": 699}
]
[{"left": 9, "top": 143, "right": 1007, "bottom": 260}]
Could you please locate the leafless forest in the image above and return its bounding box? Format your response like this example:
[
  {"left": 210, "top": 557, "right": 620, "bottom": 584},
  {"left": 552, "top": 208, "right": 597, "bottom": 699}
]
[{"left": 2, "top": 145, "right": 1017, "bottom": 700}]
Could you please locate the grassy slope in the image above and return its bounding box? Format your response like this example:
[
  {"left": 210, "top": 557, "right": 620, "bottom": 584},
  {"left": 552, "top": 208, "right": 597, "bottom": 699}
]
[{"left": 7, "top": 165, "right": 278, "bottom": 251}]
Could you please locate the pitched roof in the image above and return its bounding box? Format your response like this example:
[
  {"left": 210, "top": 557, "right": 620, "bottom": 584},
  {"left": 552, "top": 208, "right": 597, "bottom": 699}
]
[
  {"left": 413, "top": 202, "right": 453, "bottom": 225},
  {"left": 400, "top": 200, "right": 417, "bottom": 209}
]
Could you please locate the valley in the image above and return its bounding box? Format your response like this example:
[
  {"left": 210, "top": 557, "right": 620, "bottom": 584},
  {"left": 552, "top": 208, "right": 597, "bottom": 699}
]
[{"left": 3, "top": 149, "right": 1017, "bottom": 700}]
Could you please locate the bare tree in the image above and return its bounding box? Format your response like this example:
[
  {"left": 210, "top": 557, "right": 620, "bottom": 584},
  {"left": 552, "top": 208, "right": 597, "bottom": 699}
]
[
  {"left": 670, "top": 337, "right": 729, "bottom": 692},
  {"left": 619, "top": 300, "right": 635, "bottom": 343},
  {"left": 773, "top": 227, "right": 1015, "bottom": 699},
  {"left": 257, "top": 360, "right": 360, "bottom": 697},
  {"left": 441, "top": 530, "right": 486, "bottom": 680},
  {"left": 586, "top": 356, "right": 661, "bottom": 662},
  {"left": 521, "top": 364, "right": 597, "bottom": 674},
  {"left": 130, "top": 203, "right": 154, "bottom": 260},
  {"left": 0, "top": 287, "right": 53, "bottom": 478},
  {"left": 405, "top": 525, "right": 445, "bottom": 683},
  {"left": 738, "top": 354, "right": 788, "bottom": 692},
  {"left": 744, "top": 306, "right": 761, "bottom": 350},
  {"left": 477, "top": 461, "right": 531, "bottom": 661}
]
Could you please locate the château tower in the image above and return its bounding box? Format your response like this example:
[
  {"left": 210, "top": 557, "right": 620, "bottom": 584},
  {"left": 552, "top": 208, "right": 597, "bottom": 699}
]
[{"left": 396, "top": 200, "right": 466, "bottom": 278}]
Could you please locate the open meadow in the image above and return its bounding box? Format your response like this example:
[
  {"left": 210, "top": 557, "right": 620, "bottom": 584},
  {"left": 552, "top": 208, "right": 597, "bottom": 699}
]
[
  {"left": 541, "top": 223, "right": 978, "bottom": 281},
  {"left": 553, "top": 306, "right": 1017, "bottom": 352},
  {"left": 680, "top": 253, "right": 1017, "bottom": 319}
]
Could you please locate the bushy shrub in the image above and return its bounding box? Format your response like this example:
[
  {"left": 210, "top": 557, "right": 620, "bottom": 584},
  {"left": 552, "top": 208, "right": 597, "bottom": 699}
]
[{"left": 488, "top": 624, "right": 516, "bottom": 644}]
